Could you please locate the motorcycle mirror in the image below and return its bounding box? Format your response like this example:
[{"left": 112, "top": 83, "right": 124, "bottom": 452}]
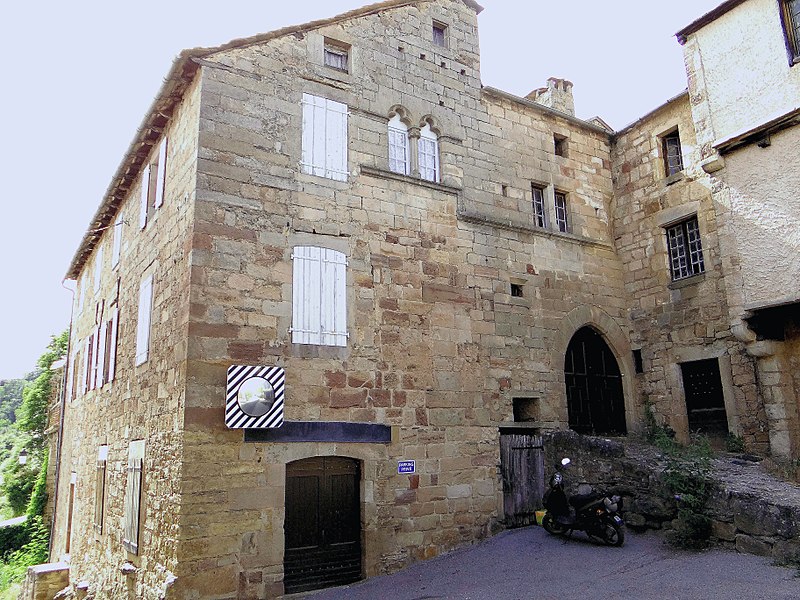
[{"left": 561, "top": 457, "right": 571, "bottom": 467}]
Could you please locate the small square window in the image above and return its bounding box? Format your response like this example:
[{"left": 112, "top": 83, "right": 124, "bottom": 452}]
[
  {"left": 666, "top": 216, "right": 705, "bottom": 281},
  {"left": 513, "top": 397, "right": 538, "bottom": 422},
  {"left": 510, "top": 283, "right": 523, "bottom": 298},
  {"left": 324, "top": 40, "right": 349, "bottom": 72},
  {"left": 661, "top": 130, "right": 684, "bottom": 177},
  {"left": 553, "top": 134, "right": 568, "bottom": 157},
  {"left": 433, "top": 22, "right": 447, "bottom": 47},
  {"left": 633, "top": 349, "right": 644, "bottom": 374},
  {"left": 554, "top": 191, "right": 569, "bottom": 233}
]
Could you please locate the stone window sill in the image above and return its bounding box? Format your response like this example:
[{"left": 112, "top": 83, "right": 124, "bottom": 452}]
[
  {"left": 663, "top": 171, "right": 685, "bottom": 187},
  {"left": 668, "top": 272, "right": 706, "bottom": 289},
  {"left": 359, "top": 165, "right": 462, "bottom": 194}
]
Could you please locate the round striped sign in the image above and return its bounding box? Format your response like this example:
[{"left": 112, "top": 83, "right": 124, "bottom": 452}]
[{"left": 225, "top": 365, "right": 285, "bottom": 429}]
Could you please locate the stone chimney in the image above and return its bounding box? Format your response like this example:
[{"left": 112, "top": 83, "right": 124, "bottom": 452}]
[{"left": 526, "top": 77, "right": 575, "bottom": 116}]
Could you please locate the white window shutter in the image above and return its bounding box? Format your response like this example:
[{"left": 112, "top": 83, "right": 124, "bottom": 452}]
[
  {"left": 81, "top": 338, "right": 89, "bottom": 395},
  {"left": 321, "top": 248, "right": 348, "bottom": 346},
  {"left": 139, "top": 164, "right": 151, "bottom": 230},
  {"left": 154, "top": 138, "right": 167, "bottom": 209},
  {"left": 136, "top": 276, "right": 153, "bottom": 365},
  {"left": 108, "top": 308, "right": 119, "bottom": 382},
  {"left": 292, "top": 246, "right": 347, "bottom": 346},
  {"left": 94, "top": 246, "right": 104, "bottom": 293},
  {"left": 112, "top": 214, "right": 123, "bottom": 268},
  {"left": 97, "top": 322, "right": 107, "bottom": 388},
  {"left": 325, "top": 99, "right": 348, "bottom": 181}
]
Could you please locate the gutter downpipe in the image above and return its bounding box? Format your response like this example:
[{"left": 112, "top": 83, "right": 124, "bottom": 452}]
[{"left": 50, "top": 280, "right": 75, "bottom": 559}]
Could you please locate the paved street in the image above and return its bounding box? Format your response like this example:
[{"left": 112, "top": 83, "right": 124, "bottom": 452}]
[{"left": 306, "top": 527, "right": 799, "bottom": 600}]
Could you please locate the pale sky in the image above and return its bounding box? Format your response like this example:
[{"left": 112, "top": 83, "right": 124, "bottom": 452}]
[{"left": 0, "top": 0, "right": 721, "bottom": 379}]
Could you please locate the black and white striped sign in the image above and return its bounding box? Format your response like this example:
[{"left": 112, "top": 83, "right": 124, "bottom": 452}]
[{"left": 225, "top": 365, "right": 285, "bottom": 429}]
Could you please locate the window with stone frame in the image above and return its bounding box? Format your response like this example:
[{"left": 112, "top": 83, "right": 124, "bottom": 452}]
[
  {"left": 781, "top": 0, "right": 800, "bottom": 63},
  {"left": 532, "top": 184, "right": 547, "bottom": 228},
  {"left": 661, "top": 129, "right": 684, "bottom": 177},
  {"left": 418, "top": 123, "right": 440, "bottom": 183},
  {"left": 554, "top": 191, "right": 569, "bottom": 233},
  {"left": 388, "top": 114, "right": 410, "bottom": 175},
  {"left": 432, "top": 21, "right": 447, "bottom": 47},
  {"left": 666, "top": 216, "right": 705, "bottom": 281},
  {"left": 323, "top": 39, "right": 350, "bottom": 72}
]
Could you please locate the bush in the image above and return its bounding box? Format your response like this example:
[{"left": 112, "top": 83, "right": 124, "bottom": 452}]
[
  {"left": 0, "top": 524, "right": 29, "bottom": 562},
  {"left": 0, "top": 517, "right": 49, "bottom": 589},
  {"left": 26, "top": 453, "right": 48, "bottom": 520}
]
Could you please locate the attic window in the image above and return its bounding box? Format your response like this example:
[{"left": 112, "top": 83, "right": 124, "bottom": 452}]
[
  {"left": 433, "top": 21, "right": 447, "bottom": 47},
  {"left": 324, "top": 39, "right": 349, "bottom": 72},
  {"left": 554, "top": 134, "right": 568, "bottom": 157}
]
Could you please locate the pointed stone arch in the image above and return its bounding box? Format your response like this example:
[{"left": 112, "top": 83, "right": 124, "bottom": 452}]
[{"left": 551, "top": 306, "right": 638, "bottom": 434}]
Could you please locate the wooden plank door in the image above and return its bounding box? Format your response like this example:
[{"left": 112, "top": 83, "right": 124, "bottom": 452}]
[{"left": 499, "top": 432, "right": 544, "bottom": 527}]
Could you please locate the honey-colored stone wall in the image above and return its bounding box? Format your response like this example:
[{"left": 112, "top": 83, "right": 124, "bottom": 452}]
[{"left": 610, "top": 94, "right": 766, "bottom": 450}]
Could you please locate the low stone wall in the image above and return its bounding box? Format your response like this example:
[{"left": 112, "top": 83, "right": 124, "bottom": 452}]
[
  {"left": 542, "top": 430, "right": 800, "bottom": 563},
  {"left": 18, "top": 562, "right": 69, "bottom": 600}
]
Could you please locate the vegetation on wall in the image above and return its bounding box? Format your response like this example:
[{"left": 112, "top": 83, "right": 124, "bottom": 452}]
[{"left": 0, "top": 331, "right": 67, "bottom": 594}]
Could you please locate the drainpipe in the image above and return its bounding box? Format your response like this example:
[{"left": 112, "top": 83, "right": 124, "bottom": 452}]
[{"left": 50, "top": 280, "right": 76, "bottom": 559}]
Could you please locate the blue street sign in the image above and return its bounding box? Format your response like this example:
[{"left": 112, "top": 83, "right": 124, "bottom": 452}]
[{"left": 398, "top": 460, "right": 416, "bottom": 474}]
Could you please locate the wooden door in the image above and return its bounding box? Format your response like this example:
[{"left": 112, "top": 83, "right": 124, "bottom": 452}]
[
  {"left": 681, "top": 358, "right": 729, "bottom": 436},
  {"left": 499, "top": 431, "right": 544, "bottom": 527},
  {"left": 284, "top": 457, "right": 362, "bottom": 594}
]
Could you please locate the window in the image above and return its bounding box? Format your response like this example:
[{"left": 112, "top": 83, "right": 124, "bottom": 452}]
[
  {"left": 432, "top": 22, "right": 447, "bottom": 47},
  {"left": 93, "top": 246, "right": 104, "bottom": 293},
  {"left": 94, "top": 446, "right": 108, "bottom": 534},
  {"left": 291, "top": 246, "right": 348, "bottom": 346},
  {"left": 554, "top": 191, "right": 569, "bottom": 233},
  {"left": 78, "top": 274, "right": 87, "bottom": 314},
  {"left": 388, "top": 115, "right": 410, "bottom": 175},
  {"left": 553, "top": 134, "right": 568, "bottom": 157},
  {"left": 112, "top": 214, "right": 123, "bottom": 268},
  {"left": 662, "top": 130, "right": 684, "bottom": 177},
  {"left": 324, "top": 40, "right": 349, "bottom": 72},
  {"left": 123, "top": 440, "right": 144, "bottom": 555},
  {"left": 666, "top": 216, "right": 705, "bottom": 281},
  {"left": 510, "top": 283, "right": 523, "bottom": 298},
  {"left": 781, "top": 0, "right": 800, "bottom": 62},
  {"left": 139, "top": 137, "right": 168, "bottom": 229},
  {"left": 418, "top": 123, "right": 440, "bottom": 182},
  {"left": 135, "top": 275, "right": 153, "bottom": 365},
  {"left": 532, "top": 185, "right": 547, "bottom": 228},
  {"left": 633, "top": 349, "right": 644, "bottom": 374},
  {"left": 103, "top": 308, "right": 119, "bottom": 383},
  {"left": 301, "top": 94, "right": 348, "bottom": 182}
]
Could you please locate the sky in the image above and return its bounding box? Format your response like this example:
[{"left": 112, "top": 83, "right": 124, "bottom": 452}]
[{"left": 0, "top": 0, "right": 723, "bottom": 380}]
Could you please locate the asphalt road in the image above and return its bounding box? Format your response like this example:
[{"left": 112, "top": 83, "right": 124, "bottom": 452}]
[{"left": 305, "top": 527, "right": 799, "bottom": 600}]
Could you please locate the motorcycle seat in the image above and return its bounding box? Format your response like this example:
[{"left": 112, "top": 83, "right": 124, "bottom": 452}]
[{"left": 569, "top": 493, "right": 601, "bottom": 508}]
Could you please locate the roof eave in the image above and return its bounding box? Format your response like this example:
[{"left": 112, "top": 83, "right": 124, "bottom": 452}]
[{"left": 676, "top": 0, "right": 749, "bottom": 44}]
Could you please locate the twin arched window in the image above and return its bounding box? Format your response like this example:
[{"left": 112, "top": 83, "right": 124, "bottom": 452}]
[{"left": 387, "top": 112, "right": 440, "bottom": 183}]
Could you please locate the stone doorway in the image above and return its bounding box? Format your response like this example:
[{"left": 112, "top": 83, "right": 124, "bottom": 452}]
[
  {"left": 680, "top": 358, "right": 729, "bottom": 439},
  {"left": 284, "top": 456, "right": 362, "bottom": 594},
  {"left": 564, "top": 327, "right": 627, "bottom": 435}
]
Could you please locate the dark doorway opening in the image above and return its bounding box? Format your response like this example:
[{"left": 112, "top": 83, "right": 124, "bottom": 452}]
[
  {"left": 284, "top": 456, "right": 362, "bottom": 594},
  {"left": 564, "top": 327, "right": 627, "bottom": 435},
  {"left": 680, "top": 358, "right": 729, "bottom": 437}
]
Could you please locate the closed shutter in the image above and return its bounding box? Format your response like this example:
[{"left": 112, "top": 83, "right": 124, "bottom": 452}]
[
  {"left": 94, "top": 446, "right": 108, "bottom": 534},
  {"left": 139, "top": 164, "right": 151, "bottom": 230},
  {"left": 112, "top": 214, "right": 123, "bottom": 268},
  {"left": 108, "top": 308, "right": 119, "bottom": 382},
  {"left": 135, "top": 276, "right": 153, "bottom": 365},
  {"left": 154, "top": 138, "right": 167, "bottom": 209},
  {"left": 123, "top": 441, "right": 144, "bottom": 554},
  {"left": 96, "top": 322, "right": 107, "bottom": 388},
  {"left": 80, "top": 340, "right": 88, "bottom": 395},
  {"left": 301, "top": 94, "right": 348, "bottom": 181},
  {"left": 292, "top": 247, "right": 347, "bottom": 346}
]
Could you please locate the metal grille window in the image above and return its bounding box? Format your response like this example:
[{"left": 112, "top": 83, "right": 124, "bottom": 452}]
[
  {"left": 554, "top": 191, "right": 569, "bottom": 233},
  {"left": 418, "top": 124, "right": 440, "bottom": 182},
  {"left": 784, "top": 0, "right": 800, "bottom": 60},
  {"left": 94, "top": 446, "right": 108, "bottom": 534},
  {"left": 388, "top": 115, "right": 410, "bottom": 175},
  {"left": 532, "top": 185, "right": 547, "bottom": 228},
  {"left": 301, "top": 94, "right": 349, "bottom": 182},
  {"left": 662, "top": 130, "right": 684, "bottom": 177},
  {"left": 666, "top": 216, "right": 705, "bottom": 280},
  {"left": 123, "top": 440, "right": 144, "bottom": 555},
  {"left": 291, "top": 246, "right": 348, "bottom": 347}
]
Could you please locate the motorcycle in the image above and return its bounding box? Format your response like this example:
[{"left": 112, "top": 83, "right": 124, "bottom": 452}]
[{"left": 541, "top": 457, "right": 625, "bottom": 546}]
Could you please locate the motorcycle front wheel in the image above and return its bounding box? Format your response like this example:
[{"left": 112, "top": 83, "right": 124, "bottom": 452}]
[
  {"left": 600, "top": 520, "right": 625, "bottom": 547},
  {"left": 542, "top": 512, "right": 568, "bottom": 536}
]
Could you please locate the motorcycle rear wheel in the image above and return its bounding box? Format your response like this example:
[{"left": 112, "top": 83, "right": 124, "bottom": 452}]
[{"left": 542, "top": 512, "right": 568, "bottom": 536}]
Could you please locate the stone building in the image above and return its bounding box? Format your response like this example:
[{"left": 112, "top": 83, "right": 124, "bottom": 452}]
[{"left": 41, "top": 0, "right": 799, "bottom": 598}]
